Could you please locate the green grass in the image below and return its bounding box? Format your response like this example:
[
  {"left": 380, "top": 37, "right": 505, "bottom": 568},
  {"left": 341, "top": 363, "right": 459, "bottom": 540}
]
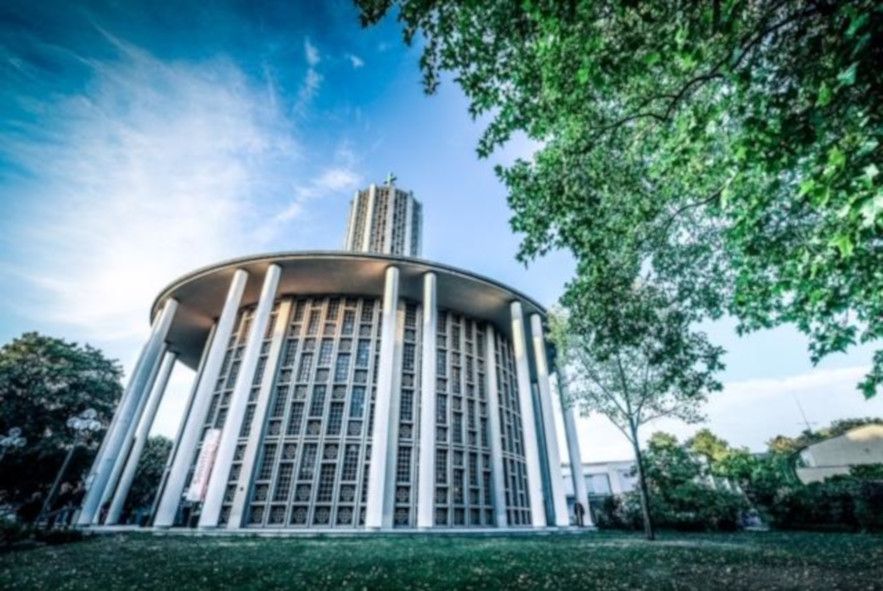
[{"left": 2, "top": 530, "right": 881, "bottom": 590}]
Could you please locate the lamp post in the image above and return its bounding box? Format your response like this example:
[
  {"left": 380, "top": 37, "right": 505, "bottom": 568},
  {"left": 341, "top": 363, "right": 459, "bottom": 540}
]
[
  {"left": 0, "top": 427, "right": 26, "bottom": 462},
  {"left": 38, "top": 409, "right": 103, "bottom": 526}
]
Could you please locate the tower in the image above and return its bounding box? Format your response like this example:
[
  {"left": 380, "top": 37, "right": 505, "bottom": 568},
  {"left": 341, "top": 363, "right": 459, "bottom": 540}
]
[{"left": 344, "top": 173, "right": 422, "bottom": 257}]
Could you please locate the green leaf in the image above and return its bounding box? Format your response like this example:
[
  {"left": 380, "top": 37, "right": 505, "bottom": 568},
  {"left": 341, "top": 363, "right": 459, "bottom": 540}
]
[
  {"left": 827, "top": 146, "right": 846, "bottom": 171},
  {"left": 577, "top": 66, "right": 589, "bottom": 85},
  {"left": 644, "top": 52, "right": 661, "bottom": 66},
  {"left": 859, "top": 191, "right": 883, "bottom": 228},
  {"left": 816, "top": 83, "right": 832, "bottom": 107},
  {"left": 829, "top": 234, "right": 854, "bottom": 258},
  {"left": 798, "top": 179, "right": 815, "bottom": 197},
  {"left": 837, "top": 62, "right": 858, "bottom": 87},
  {"left": 846, "top": 12, "right": 869, "bottom": 39}
]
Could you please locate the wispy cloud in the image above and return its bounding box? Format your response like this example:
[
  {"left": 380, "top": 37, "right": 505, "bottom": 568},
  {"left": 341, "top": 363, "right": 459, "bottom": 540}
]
[
  {"left": 295, "top": 37, "right": 322, "bottom": 111},
  {"left": 0, "top": 39, "right": 301, "bottom": 341},
  {"left": 304, "top": 38, "right": 320, "bottom": 67},
  {"left": 274, "top": 146, "right": 362, "bottom": 223},
  {"left": 345, "top": 53, "right": 364, "bottom": 69}
]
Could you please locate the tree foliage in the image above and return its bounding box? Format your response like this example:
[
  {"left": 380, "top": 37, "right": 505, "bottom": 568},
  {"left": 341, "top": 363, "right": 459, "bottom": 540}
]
[
  {"left": 357, "top": 0, "right": 883, "bottom": 397},
  {"left": 549, "top": 303, "right": 722, "bottom": 539},
  {"left": 124, "top": 436, "right": 172, "bottom": 521},
  {"left": 0, "top": 332, "right": 122, "bottom": 504}
]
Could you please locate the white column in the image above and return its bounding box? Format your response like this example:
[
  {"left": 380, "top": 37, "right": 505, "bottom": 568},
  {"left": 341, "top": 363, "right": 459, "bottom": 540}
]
[
  {"left": 150, "top": 323, "right": 216, "bottom": 521},
  {"left": 556, "top": 371, "right": 593, "bottom": 527},
  {"left": 78, "top": 297, "right": 178, "bottom": 526},
  {"left": 361, "top": 184, "right": 376, "bottom": 251},
  {"left": 484, "top": 325, "right": 508, "bottom": 528},
  {"left": 365, "top": 266, "right": 400, "bottom": 529},
  {"left": 226, "top": 298, "right": 292, "bottom": 528},
  {"left": 95, "top": 347, "right": 166, "bottom": 524},
  {"left": 344, "top": 192, "right": 359, "bottom": 249},
  {"left": 105, "top": 351, "right": 177, "bottom": 525},
  {"left": 416, "top": 273, "right": 437, "bottom": 528},
  {"left": 153, "top": 270, "right": 249, "bottom": 528},
  {"left": 530, "top": 314, "right": 569, "bottom": 527},
  {"left": 383, "top": 185, "right": 395, "bottom": 254},
  {"left": 199, "top": 264, "right": 281, "bottom": 528},
  {"left": 510, "top": 301, "right": 546, "bottom": 527},
  {"left": 403, "top": 195, "right": 414, "bottom": 257}
]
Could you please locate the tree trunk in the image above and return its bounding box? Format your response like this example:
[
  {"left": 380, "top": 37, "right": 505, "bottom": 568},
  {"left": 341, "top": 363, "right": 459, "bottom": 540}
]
[{"left": 630, "top": 428, "right": 655, "bottom": 541}]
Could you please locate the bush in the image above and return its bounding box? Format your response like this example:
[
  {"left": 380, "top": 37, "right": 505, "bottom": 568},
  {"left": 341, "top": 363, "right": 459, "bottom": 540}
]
[
  {"left": 0, "top": 520, "right": 28, "bottom": 548},
  {"left": 33, "top": 528, "right": 83, "bottom": 545},
  {"left": 770, "top": 475, "right": 883, "bottom": 532},
  {"left": 592, "top": 486, "right": 746, "bottom": 532},
  {"left": 0, "top": 520, "right": 84, "bottom": 550}
]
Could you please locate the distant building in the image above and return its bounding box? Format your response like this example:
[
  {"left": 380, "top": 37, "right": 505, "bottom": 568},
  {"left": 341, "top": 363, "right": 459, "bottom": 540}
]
[
  {"left": 77, "top": 177, "right": 588, "bottom": 532},
  {"left": 796, "top": 424, "right": 883, "bottom": 484},
  {"left": 560, "top": 461, "right": 636, "bottom": 523},
  {"left": 344, "top": 175, "right": 422, "bottom": 257}
]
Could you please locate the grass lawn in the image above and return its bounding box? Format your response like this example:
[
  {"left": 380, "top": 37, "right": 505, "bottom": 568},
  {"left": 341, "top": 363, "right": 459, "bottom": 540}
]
[{"left": 1, "top": 530, "right": 881, "bottom": 590}]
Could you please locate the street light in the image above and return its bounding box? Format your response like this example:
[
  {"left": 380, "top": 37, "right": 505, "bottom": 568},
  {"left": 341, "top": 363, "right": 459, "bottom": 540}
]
[
  {"left": 0, "top": 427, "right": 26, "bottom": 462},
  {"left": 38, "top": 409, "right": 104, "bottom": 526}
]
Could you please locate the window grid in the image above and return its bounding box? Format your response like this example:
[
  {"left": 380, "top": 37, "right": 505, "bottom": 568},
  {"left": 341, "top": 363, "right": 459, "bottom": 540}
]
[
  {"left": 496, "top": 332, "right": 532, "bottom": 525},
  {"left": 433, "top": 313, "right": 496, "bottom": 527},
  {"left": 242, "top": 296, "right": 381, "bottom": 528},
  {"left": 179, "top": 307, "right": 252, "bottom": 525},
  {"left": 392, "top": 302, "right": 421, "bottom": 527}
]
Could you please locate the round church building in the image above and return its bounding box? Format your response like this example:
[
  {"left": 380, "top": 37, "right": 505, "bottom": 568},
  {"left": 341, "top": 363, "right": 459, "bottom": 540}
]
[{"left": 77, "top": 178, "right": 589, "bottom": 531}]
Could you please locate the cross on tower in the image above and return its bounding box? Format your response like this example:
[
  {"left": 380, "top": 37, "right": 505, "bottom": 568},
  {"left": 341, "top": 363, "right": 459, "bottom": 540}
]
[{"left": 385, "top": 172, "right": 397, "bottom": 185}]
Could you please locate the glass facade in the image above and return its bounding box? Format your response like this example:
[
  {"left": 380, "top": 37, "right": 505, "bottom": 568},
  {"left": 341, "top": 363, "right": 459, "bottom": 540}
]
[{"left": 174, "top": 294, "right": 532, "bottom": 529}]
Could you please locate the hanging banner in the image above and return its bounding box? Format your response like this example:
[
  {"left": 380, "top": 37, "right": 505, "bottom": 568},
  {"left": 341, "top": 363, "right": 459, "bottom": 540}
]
[{"left": 185, "top": 428, "right": 221, "bottom": 502}]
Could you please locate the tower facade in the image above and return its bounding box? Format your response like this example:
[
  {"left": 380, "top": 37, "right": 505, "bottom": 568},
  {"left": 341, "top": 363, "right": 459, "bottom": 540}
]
[{"left": 344, "top": 176, "right": 422, "bottom": 257}]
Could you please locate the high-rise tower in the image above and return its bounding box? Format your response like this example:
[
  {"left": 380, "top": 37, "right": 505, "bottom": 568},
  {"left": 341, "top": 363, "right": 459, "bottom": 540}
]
[{"left": 344, "top": 174, "right": 422, "bottom": 257}]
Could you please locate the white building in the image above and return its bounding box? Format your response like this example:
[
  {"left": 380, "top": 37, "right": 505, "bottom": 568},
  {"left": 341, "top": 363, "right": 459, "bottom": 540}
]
[
  {"left": 796, "top": 424, "right": 883, "bottom": 484},
  {"left": 77, "top": 177, "right": 590, "bottom": 531}
]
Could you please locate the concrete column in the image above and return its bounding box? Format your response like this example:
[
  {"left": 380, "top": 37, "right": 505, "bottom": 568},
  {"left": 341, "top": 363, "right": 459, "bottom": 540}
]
[
  {"left": 199, "top": 264, "right": 281, "bottom": 528},
  {"left": 153, "top": 270, "right": 249, "bottom": 528},
  {"left": 509, "top": 302, "right": 546, "bottom": 527},
  {"left": 78, "top": 297, "right": 178, "bottom": 526},
  {"left": 555, "top": 371, "right": 593, "bottom": 527},
  {"left": 484, "top": 325, "right": 508, "bottom": 528},
  {"left": 226, "top": 298, "right": 292, "bottom": 528},
  {"left": 344, "top": 192, "right": 359, "bottom": 249},
  {"left": 416, "top": 272, "right": 437, "bottom": 528},
  {"left": 94, "top": 346, "right": 166, "bottom": 523},
  {"left": 150, "top": 323, "right": 216, "bottom": 522},
  {"left": 105, "top": 351, "right": 177, "bottom": 525},
  {"left": 361, "top": 184, "right": 376, "bottom": 251},
  {"left": 530, "top": 314, "right": 569, "bottom": 527},
  {"left": 365, "top": 266, "right": 400, "bottom": 529},
  {"left": 403, "top": 195, "right": 414, "bottom": 257},
  {"left": 383, "top": 185, "right": 395, "bottom": 255}
]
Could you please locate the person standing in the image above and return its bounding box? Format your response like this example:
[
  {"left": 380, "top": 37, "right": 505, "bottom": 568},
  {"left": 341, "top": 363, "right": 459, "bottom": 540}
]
[{"left": 574, "top": 501, "right": 586, "bottom": 527}]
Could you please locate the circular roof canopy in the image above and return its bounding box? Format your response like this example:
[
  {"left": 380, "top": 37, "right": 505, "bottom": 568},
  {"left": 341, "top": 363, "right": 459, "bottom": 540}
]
[{"left": 152, "top": 251, "right": 548, "bottom": 369}]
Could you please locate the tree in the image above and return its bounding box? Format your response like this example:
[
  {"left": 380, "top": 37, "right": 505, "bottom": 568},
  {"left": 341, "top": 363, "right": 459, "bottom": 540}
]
[
  {"left": 0, "top": 332, "right": 122, "bottom": 508},
  {"left": 124, "top": 436, "right": 172, "bottom": 523},
  {"left": 634, "top": 432, "right": 746, "bottom": 531},
  {"left": 549, "top": 299, "right": 722, "bottom": 540},
  {"left": 357, "top": 0, "right": 883, "bottom": 397}
]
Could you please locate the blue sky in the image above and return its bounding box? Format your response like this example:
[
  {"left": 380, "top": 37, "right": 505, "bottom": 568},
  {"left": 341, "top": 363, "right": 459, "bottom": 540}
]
[{"left": 1, "top": 0, "right": 880, "bottom": 461}]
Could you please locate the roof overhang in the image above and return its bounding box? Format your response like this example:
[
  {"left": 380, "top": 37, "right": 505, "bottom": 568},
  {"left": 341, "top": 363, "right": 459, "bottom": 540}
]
[{"left": 151, "top": 251, "right": 548, "bottom": 369}]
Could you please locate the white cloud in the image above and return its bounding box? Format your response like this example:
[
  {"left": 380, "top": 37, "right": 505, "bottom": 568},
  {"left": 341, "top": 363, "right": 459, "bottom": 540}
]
[
  {"left": 0, "top": 41, "right": 301, "bottom": 342},
  {"left": 304, "top": 38, "right": 320, "bottom": 67},
  {"left": 274, "top": 163, "right": 362, "bottom": 224},
  {"left": 562, "top": 365, "right": 883, "bottom": 463},
  {"left": 345, "top": 53, "right": 364, "bottom": 69},
  {"left": 295, "top": 38, "right": 323, "bottom": 111}
]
